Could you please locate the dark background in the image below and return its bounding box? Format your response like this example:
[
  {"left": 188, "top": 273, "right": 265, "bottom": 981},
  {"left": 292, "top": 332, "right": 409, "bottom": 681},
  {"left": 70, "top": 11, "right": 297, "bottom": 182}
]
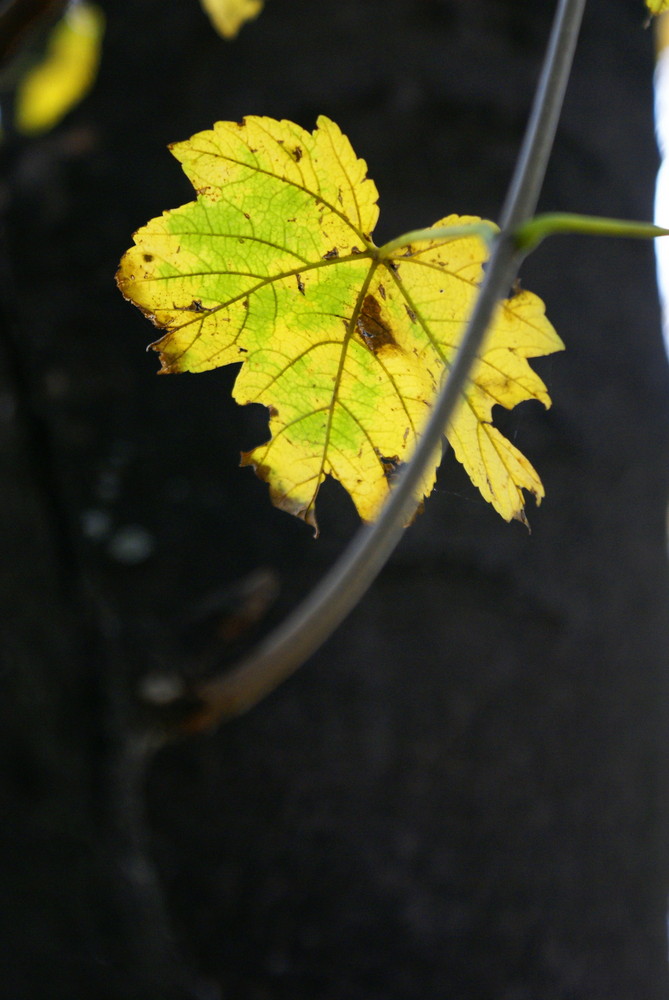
[{"left": 2, "top": 0, "right": 669, "bottom": 997}]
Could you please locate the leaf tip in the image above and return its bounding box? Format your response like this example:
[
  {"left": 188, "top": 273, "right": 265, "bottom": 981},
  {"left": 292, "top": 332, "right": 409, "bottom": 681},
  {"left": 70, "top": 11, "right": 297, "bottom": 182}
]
[{"left": 240, "top": 451, "right": 321, "bottom": 536}]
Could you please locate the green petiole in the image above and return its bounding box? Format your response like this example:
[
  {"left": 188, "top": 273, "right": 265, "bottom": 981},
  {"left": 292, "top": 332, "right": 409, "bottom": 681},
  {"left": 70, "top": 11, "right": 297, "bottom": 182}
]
[
  {"left": 515, "top": 212, "right": 669, "bottom": 252},
  {"left": 376, "top": 221, "right": 498, "bottom": 258}
]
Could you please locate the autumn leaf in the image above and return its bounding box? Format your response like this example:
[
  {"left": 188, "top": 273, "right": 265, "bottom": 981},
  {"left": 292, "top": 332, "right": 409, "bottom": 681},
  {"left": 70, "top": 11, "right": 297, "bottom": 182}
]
[
  {"left": 647, "top": 0, "right": 669, "bottom": 13},
  {"left": 199, "top": 0, "right": 263, "bottom": 38},
  {"left": 14, "top": 1, "right": 105, "bottom": 136},
  {"left": 117, "top": 116, "right": 563, "bottom": 533}
]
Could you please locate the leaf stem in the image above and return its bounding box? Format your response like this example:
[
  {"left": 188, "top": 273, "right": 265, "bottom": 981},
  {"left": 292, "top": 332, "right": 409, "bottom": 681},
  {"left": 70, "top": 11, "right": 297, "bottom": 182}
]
[
  {"left": 515, "top": 212, "right": 669, "bottom": 251},
  {"left": 376, "top": 221, "right": 498, "bottom": 258},
  {"left": 152, "top": 0, "right": 587, "bottom": 731}
]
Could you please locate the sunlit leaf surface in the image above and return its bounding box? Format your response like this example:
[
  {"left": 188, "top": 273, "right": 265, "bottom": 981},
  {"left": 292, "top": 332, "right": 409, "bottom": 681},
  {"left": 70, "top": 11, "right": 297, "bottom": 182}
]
[{"left": 118, "top": 116, "right": 563, "bottom": 533}]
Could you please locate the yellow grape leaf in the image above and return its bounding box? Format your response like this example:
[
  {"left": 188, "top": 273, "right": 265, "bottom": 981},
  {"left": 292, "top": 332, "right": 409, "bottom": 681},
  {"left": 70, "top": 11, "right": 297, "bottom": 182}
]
[
  {"left": 15, "top": 1, "right": 105, "bottom": 136},
  {"left": 199, "top": 0, "right": 263, "bottom": 38},
  {"left": 647, "top": 0, "right": 669, "bottom": 13},
  {"left": 117, "top": 116, "right": 563, "bottom": 533}
]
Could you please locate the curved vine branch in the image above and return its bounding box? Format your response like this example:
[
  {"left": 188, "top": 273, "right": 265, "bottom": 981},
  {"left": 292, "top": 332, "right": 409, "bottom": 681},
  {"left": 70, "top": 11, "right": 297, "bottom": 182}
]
[{"left": 147, "top": 0, "right": 587, "bottom": 733}]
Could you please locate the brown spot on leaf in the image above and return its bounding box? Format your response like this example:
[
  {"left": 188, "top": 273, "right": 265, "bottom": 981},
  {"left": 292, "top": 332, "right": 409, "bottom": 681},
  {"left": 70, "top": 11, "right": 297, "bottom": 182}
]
[
  {"left": 143, "top": 253, "right": 154, "bottom": 263},
  {"left": 293, "top": 146, "right": 303, "bottom": 162},
  {"left": 378, "top": 284, "right": 386, "bottom": 300},
  {"left": 173, "top": 299, "right": 212, "bottom": 314},
  {"left": 243, "top": 211, "right": 251, "bottom": 220},
  {"left": 375, "top": 449, "right": 404, "bottom": 484},
  {"left": 323, "top": 247, "right": 339, "bottom": 260},
  {"left": 356, "top": 295, "right": 398, "bottom": 353},
  {"left": 404, "top": 304, "right": 417, "bottom": 323},
  {"left": 268, "top": 405, "right": 279, "bottom": 418},
  {"left": 296, "top": 274, "right": 305, "bottom": 295}
]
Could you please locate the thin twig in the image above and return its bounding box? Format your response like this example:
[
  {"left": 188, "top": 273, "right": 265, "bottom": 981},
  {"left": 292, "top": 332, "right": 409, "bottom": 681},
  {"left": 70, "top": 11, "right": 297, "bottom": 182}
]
[{"left": 153, "top": 0, "right": 587, "bottom": 731}]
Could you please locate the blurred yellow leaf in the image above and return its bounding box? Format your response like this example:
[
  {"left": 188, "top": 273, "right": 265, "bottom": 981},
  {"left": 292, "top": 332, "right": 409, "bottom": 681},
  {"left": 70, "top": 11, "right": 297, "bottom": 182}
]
[
  {"left": 118, "top": 116, "right": 563, "bottom": 532},
  {"left": 647, "top": 0, "right": 669, "bottom": 14},
  {"left": 199, "top": 0, "right": 263, "bottom": 39},
  {"left": 15, "top": 1, "right": 104, "bottom": 136}
]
